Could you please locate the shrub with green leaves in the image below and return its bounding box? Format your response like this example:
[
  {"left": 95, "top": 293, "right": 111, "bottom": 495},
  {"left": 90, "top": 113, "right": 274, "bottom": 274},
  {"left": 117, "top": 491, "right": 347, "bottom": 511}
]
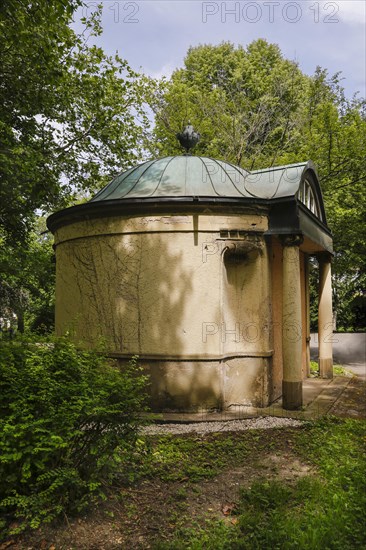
[{"left": 0, "top": 336, "right": 148, "bottom": 534}]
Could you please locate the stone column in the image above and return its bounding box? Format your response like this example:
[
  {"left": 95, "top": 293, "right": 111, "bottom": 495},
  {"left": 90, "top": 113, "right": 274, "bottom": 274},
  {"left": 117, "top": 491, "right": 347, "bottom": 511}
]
[
  {"left": 305, "top": 255, "right": 311, "bottom": 377},
  {"left": 318, "top": 253, "right": 333, "bottom": 378},
  {"left": 282, "top": 236, "right": 303, "bottom": 410}
]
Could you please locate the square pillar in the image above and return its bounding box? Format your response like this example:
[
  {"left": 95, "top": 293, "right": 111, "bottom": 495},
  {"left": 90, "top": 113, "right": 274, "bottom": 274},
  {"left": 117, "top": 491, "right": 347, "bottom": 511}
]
[
  {"left": 318, "top": 253, "right": 333, "bottom": 378},
  {"left": 281, "top": 236, "right": 303, "bottom": 410}
]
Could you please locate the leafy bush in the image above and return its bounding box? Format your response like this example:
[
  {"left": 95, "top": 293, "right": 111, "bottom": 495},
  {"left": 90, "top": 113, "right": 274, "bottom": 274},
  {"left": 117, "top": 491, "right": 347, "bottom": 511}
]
[{"left": 0, "top": 336, "right": 148, "bottom": 534}]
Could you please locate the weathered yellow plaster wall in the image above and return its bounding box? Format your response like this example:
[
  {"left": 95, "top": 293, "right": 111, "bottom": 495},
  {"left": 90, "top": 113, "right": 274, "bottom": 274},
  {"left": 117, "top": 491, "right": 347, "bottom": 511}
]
[
  {"left": 270, "top": 237, "right": 283, "bottom": 402},
  {"left": 55, "top": 212, "right": 274, "bottom": 410}
]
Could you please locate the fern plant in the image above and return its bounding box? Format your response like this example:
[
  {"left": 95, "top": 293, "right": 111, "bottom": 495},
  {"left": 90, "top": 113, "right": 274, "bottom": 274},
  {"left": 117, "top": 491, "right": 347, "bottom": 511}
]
[{"left": 0, "top": 336, "right": 148, "bottom": 535}]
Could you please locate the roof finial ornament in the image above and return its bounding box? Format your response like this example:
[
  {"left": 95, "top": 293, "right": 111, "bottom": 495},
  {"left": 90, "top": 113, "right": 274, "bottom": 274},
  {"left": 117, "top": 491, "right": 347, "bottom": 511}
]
[{"left": 176, "top": 122, "right": 200, "bottom": 154}]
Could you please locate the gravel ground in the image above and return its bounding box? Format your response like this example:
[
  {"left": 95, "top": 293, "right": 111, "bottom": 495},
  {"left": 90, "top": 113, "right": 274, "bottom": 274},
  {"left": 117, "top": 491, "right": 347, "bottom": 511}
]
[{"left": 142, "top": 416, "right": 306, "bottom": 435}]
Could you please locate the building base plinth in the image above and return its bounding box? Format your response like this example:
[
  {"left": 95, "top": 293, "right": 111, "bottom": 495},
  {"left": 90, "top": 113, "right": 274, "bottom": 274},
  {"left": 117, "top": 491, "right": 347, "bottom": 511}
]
[
  {"left": 319, "top": 357, "right": 333, "bottom": 379},
  {"left": 282, "top": 380, "right": 303, "bottom": 410}
]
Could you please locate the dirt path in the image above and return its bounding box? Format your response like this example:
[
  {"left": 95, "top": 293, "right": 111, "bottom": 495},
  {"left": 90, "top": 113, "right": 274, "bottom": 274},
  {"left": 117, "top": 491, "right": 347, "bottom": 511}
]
[{"left": 5, "top": 429, "right": 311, "bottom": 550}]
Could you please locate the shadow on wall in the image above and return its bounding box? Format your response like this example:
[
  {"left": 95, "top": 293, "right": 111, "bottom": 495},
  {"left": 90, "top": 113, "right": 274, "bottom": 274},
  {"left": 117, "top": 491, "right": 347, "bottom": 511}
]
[
  {"left": 57, "top": 223, "right": 274, "bottom": 411},
  {"left": 58, "top": 227, "right": 223, "bottom": 410},
  {"left": 60, "top": 231, "right": 192, "bottom": 354}
]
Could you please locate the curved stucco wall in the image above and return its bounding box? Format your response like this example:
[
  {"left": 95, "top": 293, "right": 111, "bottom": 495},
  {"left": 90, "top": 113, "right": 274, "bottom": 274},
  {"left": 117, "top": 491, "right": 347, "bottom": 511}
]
[{"left": 54, "top": 211, "right": 273, "bottom": 409}]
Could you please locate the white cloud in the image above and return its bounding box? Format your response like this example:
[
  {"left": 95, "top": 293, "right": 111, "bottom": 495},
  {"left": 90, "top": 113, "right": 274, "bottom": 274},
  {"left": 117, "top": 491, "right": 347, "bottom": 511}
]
[
  {"left": 329, "top": 1, "right": 366, "bottom": 24},
  {"left": 149, "top": 63, "right": 176, "bottom": 80}
]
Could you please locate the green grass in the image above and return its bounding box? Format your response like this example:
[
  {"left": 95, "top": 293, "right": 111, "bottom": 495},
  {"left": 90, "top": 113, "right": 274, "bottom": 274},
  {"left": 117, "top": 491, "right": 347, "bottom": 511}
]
[
  {"left": 124, "top": 431, "right": 262, "bottom": 483},
  {"left": 6, "top": 417, "right": 365, "bottom": 548},
  {"left": 310, "top": 361, "right": 349, "bottom": 377},
  {"left": 151, "top": 418, "right": 366, "bottom": 549},
  {"left": 333, "top": 364, "right": 349, "bottom": 376}
]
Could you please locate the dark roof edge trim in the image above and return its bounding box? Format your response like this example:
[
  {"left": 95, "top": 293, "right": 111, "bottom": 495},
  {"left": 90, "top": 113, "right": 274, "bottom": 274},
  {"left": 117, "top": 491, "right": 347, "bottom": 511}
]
[
  {"left": 47, "top": 197, "right": 270, "bottom": 233},
  {"left": 46, "top": 195, "right": 331, "bottom": 236}
]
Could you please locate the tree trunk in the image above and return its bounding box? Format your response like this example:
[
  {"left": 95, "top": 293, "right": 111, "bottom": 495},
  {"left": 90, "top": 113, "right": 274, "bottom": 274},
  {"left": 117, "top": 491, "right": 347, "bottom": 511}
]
[{"left": 16, "top": 310, "right": 25, "bottom": 333}]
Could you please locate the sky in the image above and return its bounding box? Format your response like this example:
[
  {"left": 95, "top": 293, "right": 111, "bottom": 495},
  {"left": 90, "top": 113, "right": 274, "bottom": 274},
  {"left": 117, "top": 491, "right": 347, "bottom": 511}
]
[{"left": 78, "top": 0, "right": 366, "bottom": 98}]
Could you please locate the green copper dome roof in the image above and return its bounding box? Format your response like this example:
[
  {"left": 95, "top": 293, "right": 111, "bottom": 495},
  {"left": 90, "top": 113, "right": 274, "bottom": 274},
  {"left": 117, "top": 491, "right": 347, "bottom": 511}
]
[
  {"left": 90, "top": 156, "right": 315, "bottom": 202},
  {"left": 47, "top": 154, "right": 331, "bottom": 252}
]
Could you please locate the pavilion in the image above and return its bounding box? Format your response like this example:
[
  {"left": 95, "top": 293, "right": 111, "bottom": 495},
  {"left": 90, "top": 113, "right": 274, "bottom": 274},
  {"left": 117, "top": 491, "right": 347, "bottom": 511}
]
[{"left": 47, "top": 130, "right": 333, "bottom": 411}]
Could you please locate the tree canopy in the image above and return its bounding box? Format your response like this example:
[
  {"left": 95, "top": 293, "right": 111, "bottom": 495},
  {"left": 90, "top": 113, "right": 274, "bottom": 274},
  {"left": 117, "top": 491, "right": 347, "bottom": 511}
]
[
  {"left": 151, "top": 41, "right": 307, "bottom": 168},
  {"left": 0, "top": 14, "right": 364, "bottom": 332},
  {"left": 0, "top": 0, "right": 153, "bottom": 243},
  {"left": 151, "top": 41, "right": 366, "bottom": 330},
  {"left": 0, "top": 0, "right": 156, "bottom": 330}
]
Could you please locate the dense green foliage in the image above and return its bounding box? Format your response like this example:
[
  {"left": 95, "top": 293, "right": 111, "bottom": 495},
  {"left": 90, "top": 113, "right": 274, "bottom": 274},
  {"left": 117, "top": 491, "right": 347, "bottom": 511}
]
[
  {"left": 152, "top": 40, "right": 307, "bottom": 167},
  {"left": 0, "top": 0, "right": 155, "bottom": 329},
  {"left": 0, "top": 0, "right": 153, "bottom": 243},
  {"left": 0, "top": 9, "right": 364, "bottom": 330},
  {"left": 0, "top": 218, "right": 55, "bottom": 334},
  {"left": 0, "top": 336, "right": 148, "bottom": 534},
  {"left": 151, "top": 418, "right": 366, "bottom": 549},
  {"left": 152, "top": 41, "right": 366, "bottom": 330}
]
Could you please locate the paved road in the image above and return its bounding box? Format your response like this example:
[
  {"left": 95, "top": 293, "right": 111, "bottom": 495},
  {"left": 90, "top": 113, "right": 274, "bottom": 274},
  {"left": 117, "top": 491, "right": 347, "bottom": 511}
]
[
  {"left": 344, "top": 363, "right": 366, "bottom": 380},
  {"left": 329, "top": 363, "right": 366, "bottom": 418}
]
